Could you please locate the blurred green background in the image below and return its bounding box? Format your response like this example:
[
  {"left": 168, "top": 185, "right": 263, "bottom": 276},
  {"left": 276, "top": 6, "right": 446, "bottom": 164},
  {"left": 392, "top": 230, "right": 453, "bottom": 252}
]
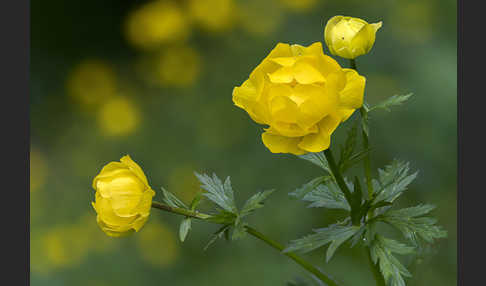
[{"left": 30, "top": 0, "right": 456, "bottom": 285}]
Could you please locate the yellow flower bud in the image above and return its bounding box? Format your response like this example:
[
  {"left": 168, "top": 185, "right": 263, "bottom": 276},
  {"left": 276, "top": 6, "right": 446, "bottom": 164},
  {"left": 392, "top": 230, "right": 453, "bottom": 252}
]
[
  {"left": 324, "top": 16, "right": 382, "bottom": 59},
  {"left": 91, "top": 155, "right": 156, "bottom": 237},
  {"left": 232, "top": 42, "right": 365, "bottom": 155}
]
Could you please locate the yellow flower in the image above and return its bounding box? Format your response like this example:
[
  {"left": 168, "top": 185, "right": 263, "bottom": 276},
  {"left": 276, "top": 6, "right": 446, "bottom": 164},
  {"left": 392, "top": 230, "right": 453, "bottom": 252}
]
[
  {"left": 125, "top": 1, "right": 190, "bottom": 50},
  {"left": 187, "top": 0, "right": 236, "bottom": 33},
  {"left": 136, "top": 221, "right": 179, "bottom": 267},
  {"left": 98, "top": 97, "right": 141, "bottom": 136},
  {"left": 232, "top": 42, "right": 365, "bottom": 155},
  {"left": 92, "top": 155, "right": 156, "bottom": 237},
  {"left": 324, "top": 16, "right": 382, "bottom": 59}
]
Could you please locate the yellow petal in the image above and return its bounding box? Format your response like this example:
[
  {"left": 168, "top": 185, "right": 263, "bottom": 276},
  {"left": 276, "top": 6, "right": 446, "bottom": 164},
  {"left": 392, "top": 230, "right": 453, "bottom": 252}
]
[
  {"left": 268, "top": 66, "right": 294, "bottom": 83},
  {"left": 270, "top": 56, "right": 297, "bottom": 67},
  {"left": 95, "top": 173, "right": 145, "bottom": 198},
  {"left": 324, "top": 16, "right": 344, "bottom": 55},
  {"left": 261, "top": 132, "right": 306, "bottom": 155},
  {"left": 294, "top": 84, "right": 339, "bottom": 128},
  {"left": 92, "top": 162, "right": 128, "bottom": 190},
  {"left": 298, "top": 114, "right": 340, "bottom": 152},
  {"left": 120, "top": 155, "right": 149, "bottom": 186},
  {"left": 293, "top": 59, "right": 326, "bottom": 84},
  {"left": 232, "top": 79, "right": 268, "bottom": 124},
  {"left": 340, "top": 68, "right": 365, "bottom": 109}
]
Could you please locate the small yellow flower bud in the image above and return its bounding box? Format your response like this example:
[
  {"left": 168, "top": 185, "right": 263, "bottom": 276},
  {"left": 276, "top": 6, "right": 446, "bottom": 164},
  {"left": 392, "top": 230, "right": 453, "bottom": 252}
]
[
  {"left": 324, "top": 16, "right": 382, "bottom": 59},
  {"left": 91, "top": 155, "right": 156, "bottom": 237}
]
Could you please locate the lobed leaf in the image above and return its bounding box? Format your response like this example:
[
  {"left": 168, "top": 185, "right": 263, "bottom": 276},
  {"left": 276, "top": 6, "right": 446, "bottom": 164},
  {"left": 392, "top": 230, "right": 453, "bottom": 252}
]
[
  {"left": 195, "top": 172, "right": 237, "bottom": 213},
  {"left": 297, "top": 152, "right": 332, "bottom": 174},
  {"left": 369, "top": 93, "right": 413, "bottom": 112},
  {"left": 240, "top": 189, "right": 275, "bottom": 217},
  {"left": 300, "top": 180, "right": 350, "bottom": 211},
  {"left": 372, "top": 160, "right": 418, "bottom": 205}
]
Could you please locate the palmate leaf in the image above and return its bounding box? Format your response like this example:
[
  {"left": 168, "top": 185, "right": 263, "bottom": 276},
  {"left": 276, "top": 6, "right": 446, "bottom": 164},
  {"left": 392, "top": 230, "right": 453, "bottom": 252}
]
[
  {"left": 370, "top": 235, "right": 415, "bottom": 286},
  {"left": 369, "top": 93, "right": 413, "bottom": 112},
  {"left": 283, "top": 222, "right": 361, "bottom": 262},
  {"left": 240, "top": 189, "right": 275, "bottom": 218},
  {"left": 300, "top": 180, "right": 350, "bottom": 211},
  {"left": 372, "top": 160, "right": 418, "bottom": 206},
  {"left": 194, "top": 172, "right": 237, "bottom": 213},
  {"left": 380, "top": 204, "right": 447, "bottom": 244},
  {"left": 298, "top": 152, "right": 332, "bottom": 174}
]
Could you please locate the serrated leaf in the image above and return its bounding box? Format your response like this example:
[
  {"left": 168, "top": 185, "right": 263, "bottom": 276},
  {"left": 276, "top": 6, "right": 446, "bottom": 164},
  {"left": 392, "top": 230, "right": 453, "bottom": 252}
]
[
  {"left": 340, "top": 148, "right": 371, "bottom": 173},
  {"left": 283, "top": 223, "right": 360, "bottom": 263},
  {"left": 195, "top": 172, "right": 237, "bottom": 213},
  {"left": 204, "top": 224, "right": 231, "bottom": 251},
  {"left": 289, "top": 176, "right": 329, "bottom": 199},
  {"left": 189, "top": 192, "right": 203, "bottom": 211},
  {"left": 240, "top": 189, "right": 275, "bottom": 217},
  {"left": 300, "top": 180, "right": 350, "bottom": 211},
  {"left": 206, "top": 209, "right": 237, "bottom": 224},
  {"left": 161, "top": 187, "right": 188, "bottom": 209},
  {"left": 372, "top": 160, "right": 418, "bottom": 205},
  {"left": 370, "top": 235, "right": 414, "bottom": 286},
  {"left": 370, "top": 93, "right": 413, "bottom": 112},
  {"left": 298, "top": 152, "right": 332, "bottom": 174},
  {"left": 179, "top": 218, "right": 191, "bottom": 242},
  {"left": 338, "top": 121, "right": 358, "bottom": 171},
  {"left": 380, "top": 204, "right": 447, "bottom": 244}
]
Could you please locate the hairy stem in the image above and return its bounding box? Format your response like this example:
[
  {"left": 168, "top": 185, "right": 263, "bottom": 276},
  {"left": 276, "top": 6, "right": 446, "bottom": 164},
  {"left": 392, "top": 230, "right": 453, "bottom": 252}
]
[
  {"left": 350, "top": 58, "right": 373, "bottom": 198},
  {"left": 151, "top": 201, "right": 341, "bottom": 286}
]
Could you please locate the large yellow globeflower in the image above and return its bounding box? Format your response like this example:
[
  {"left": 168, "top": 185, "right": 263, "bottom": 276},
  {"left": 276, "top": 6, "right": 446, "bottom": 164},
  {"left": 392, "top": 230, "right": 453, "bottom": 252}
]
[
  {"left": 92, "top": 155, "right": 156, "bottom": 237},
  {"left": 232, "top": 42, "right": 365, "bottom": 155}
]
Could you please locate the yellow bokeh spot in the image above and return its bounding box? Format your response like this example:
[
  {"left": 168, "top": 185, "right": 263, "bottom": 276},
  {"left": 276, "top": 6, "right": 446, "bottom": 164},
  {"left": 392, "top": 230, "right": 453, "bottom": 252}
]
[
  {"left": 125, "top": 1, "right": 190, "bottom": 50},
  {"left": 238, "top": 0, "right": 285, "bottom": 37},
  {"left": 136, "top": 221, "right": 179, "bottom": 267},
  {"left": 187, "top": 0, "right": 236, "bottom": 33},
  {"left": 98, "top": 97, "right": 141, "bottom": 136},
  {"left": 279, "top": 0, "right": 319, "bottom": 12},
  {"left": 138, "top": 46, "right": 201, "bottom": 87},
  {"left": 390, "top": 1, "right": 435, "bottom": 44},
  {"left": 30, "top": 148, "right": 48, "bottom": 192},
  {"left": 66, "top": 60, "right": 117, "bottom": 106}
]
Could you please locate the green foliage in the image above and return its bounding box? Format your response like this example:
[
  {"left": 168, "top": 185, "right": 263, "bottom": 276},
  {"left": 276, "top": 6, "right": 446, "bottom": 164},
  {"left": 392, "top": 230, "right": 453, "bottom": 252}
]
[
  {"left": 240, "top": 190, "right": 275, "bottom": 218},
  {"left": 161, "top": 187, "right": 188, "bottom": 209},
  {"left": 204, "top": 224, "right": 231, "bottom": 251},
  {"left": 370, "top": 235, "right": 415, "bottom": 286},
  {"left": 298, "top": 152, "right": 332, "bottom": 175},
  {"left": 296, "top": 180, "right": 350, "bottom": 211},
  {"left": 283, "top": 222, "right": 361, "bottom": 262},
  {"left": 372, "top": 160, "right": 418, "bottom": 206},
  {"left": 379, "top": 204, "right": 447, "bottom": 244},
  {"left": 179, "top": 218, "right": 191, "bottom": 242},
  {"left": 289, "top": 176, "right": 330, "bottom": 200},
  {"left": 194, "top": 172, "right": 237, "bottom": 213},
  {"left": 369, "top": 93, "right": 413, "bottom": 112}
]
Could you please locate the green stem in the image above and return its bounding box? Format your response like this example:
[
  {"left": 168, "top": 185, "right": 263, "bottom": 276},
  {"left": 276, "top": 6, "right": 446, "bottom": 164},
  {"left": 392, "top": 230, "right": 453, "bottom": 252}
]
[
  {"left": 366, "top": 248, "right": 386, "bottom": 286},
  {"left": 246, "top": 226, "right": 340, "bottom": 286},
  {"left": 349, "top": 59, "right": 373, "bottom": 198},
  {"left": 151, "top": 201, "right": 341, "bottom": 286}
]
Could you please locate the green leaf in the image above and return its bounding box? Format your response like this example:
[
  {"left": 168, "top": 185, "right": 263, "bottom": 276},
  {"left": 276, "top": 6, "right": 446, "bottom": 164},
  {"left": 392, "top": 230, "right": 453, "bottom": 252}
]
[
  {"left": 206, "top": 209, "right": 237, "bottom": 224},
  {"left": 369, "top": 93, "right": 413, "bottom": 112},
  {"left": 338, "top": 121, "right": 358, "bottom": 171},
  {"left": 240, "top": 189, "right": 275, "bottom": 217},
  {"left": 370, "top": 235, "right": 415, "bottom": 286},
  {"left": 299, "top": 180, "right": 350, "bottom": 211},
  {"left": 161, "top": 187, "right": 188, "bottom": 209},
  {"left": 283, "top": 223, "right": 361, "bottom": 262},
  {"left": 289, "top": 176, "right": 329, "bottom": 200},
  {"left": 189, "top": 192, "right": 203, "bottom": 211},
  {"left": 380, "top": 204, "right": 447, "bottom": 244},
  {"left": 179, "top": 218, "right": 191, "bottom": 242},
  {"left": 372, "top": 160, "right": 418, "bottom": 205},
  {"left": 297, "top": 152, "right": 332, "bottom": 174},
  {"left": 231, "top": 219, "right": 248, "bottom": 240},
  {"left": 195, "top": 172, "right": 237, "bottom": 213},
  {"left": 204, "top": 224, "right": 231, "bottom": 251},
  {"left": 340, "top": 148, "right": 371, "bottom": 173}
]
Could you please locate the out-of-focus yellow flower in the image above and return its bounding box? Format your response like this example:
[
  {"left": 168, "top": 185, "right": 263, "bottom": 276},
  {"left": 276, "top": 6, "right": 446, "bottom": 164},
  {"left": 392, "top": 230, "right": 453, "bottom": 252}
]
[
  {"left": 125, "top": 1, "right": 190, "bottom": 50},
  {"left": 30, "top": 148, "right": 48, "bottom": 192},
  {"left": 279, "top": 0, "right": 318, "bottom": 12},
  {"left": 233, "top": 42, "right": 365, "bottom": 155},
  {"left": 324, "top": 16, "right": 382, "bottom": 59},
  {"left": 66, "top": 60, "right": 117, "bottom": 106},
  {"left": 138, "top": 46, "right": 201, "bottom": 87},
  {"left": 136, "top": 221, "right": 179, "bottom": 267},
  {"left": 187, "top": 0, "right": 236, "bottom": 33},
  {"left": 238, "top": 0, "right": 285, "bottom": 37},
  {"left": 98, "top": 97, "right": 141, "bottom": 136},
  {"left": 390, "top": 2, "right": 434, "bottom": 44},
  {"left": 92, "top": 155, "right": 156, "bottom": 237}
]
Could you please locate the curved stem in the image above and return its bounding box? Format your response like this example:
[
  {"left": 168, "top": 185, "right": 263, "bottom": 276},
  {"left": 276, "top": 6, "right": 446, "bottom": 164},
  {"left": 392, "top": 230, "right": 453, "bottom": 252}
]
[
  {"left": 151, "top": 201, "right": 341, "bottom": 286},
  {"left": 246, "top": 226, "right": 340, "bottom": 286}
]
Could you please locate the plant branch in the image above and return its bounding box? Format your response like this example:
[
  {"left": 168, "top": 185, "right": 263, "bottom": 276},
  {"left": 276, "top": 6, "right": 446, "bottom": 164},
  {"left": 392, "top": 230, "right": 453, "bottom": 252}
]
[{"left": 151, "top": 201, "right": 341, "bottom": 286}]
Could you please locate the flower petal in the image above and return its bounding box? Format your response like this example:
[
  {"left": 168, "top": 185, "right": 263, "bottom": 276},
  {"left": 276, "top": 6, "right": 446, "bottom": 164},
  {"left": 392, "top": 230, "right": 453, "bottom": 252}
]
[
  {"left": 120, "top": 155, "right": 149, "bottom": 186},
  {"left": 261, "top": 132, "right": 307, "bottom": 155},
  {"left": 340, "top": 68, "right": 365, "bottom": 109},
  {"left": 298, "top": 114, "right": 341, "bottom": 152}
]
